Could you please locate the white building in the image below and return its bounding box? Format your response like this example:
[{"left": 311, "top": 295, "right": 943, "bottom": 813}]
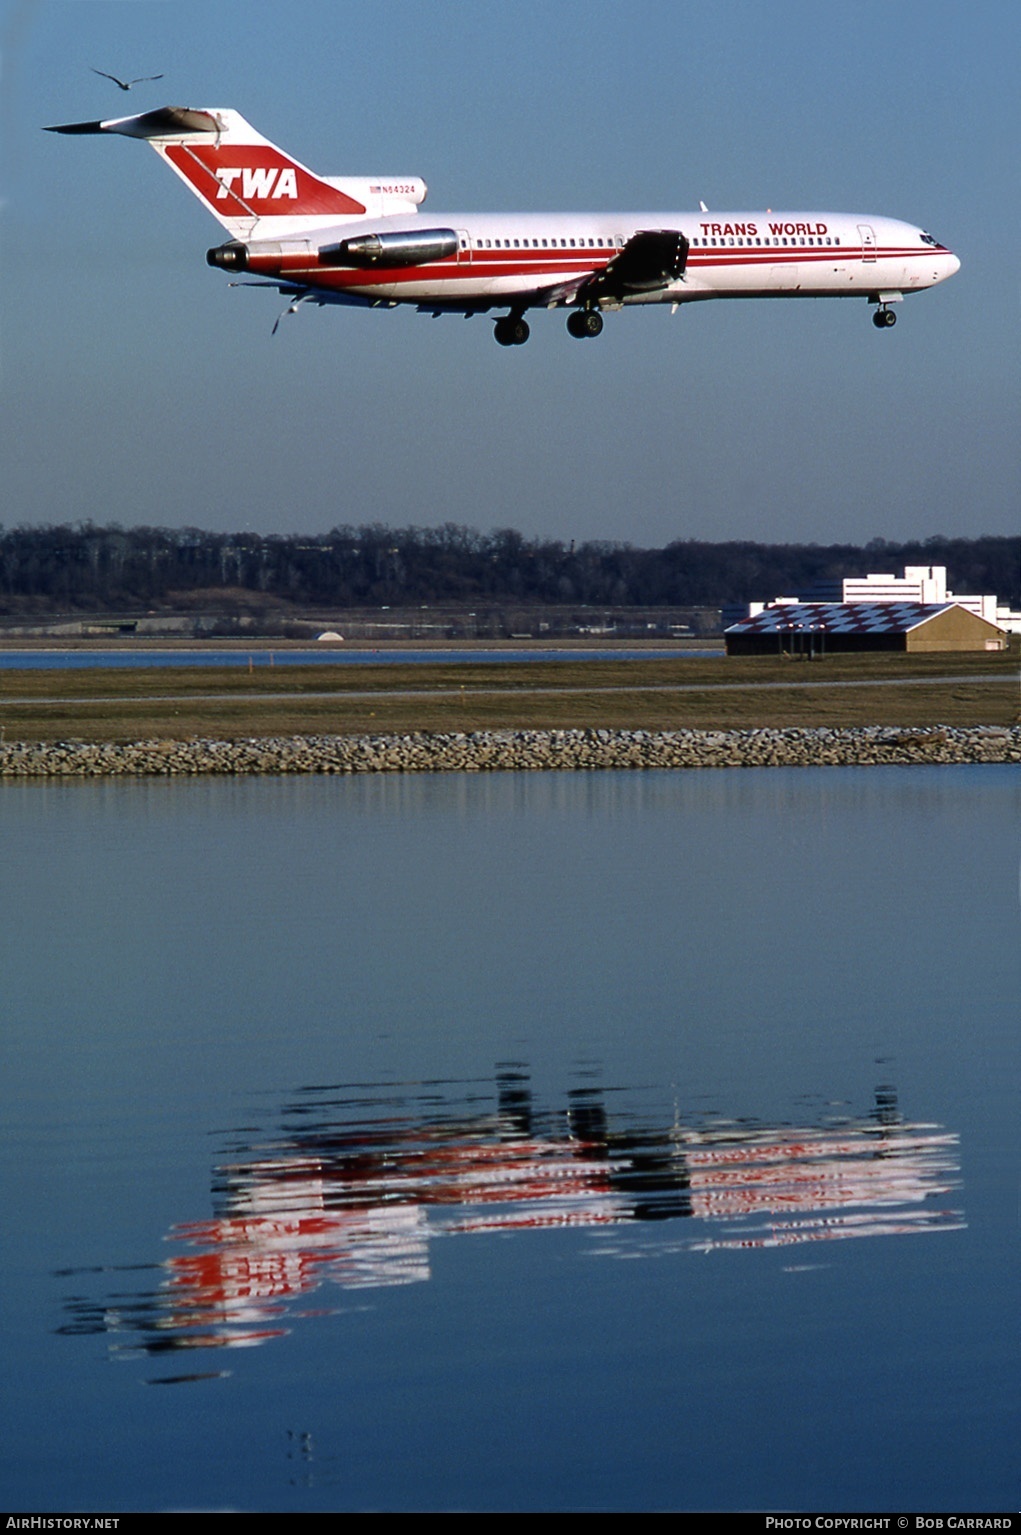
[
  {"left": 737, "top": 566, "right": 1019, "bottom": 633},
  {"left": 841, "top": 566, "right": 1019, "bottom": 631}
]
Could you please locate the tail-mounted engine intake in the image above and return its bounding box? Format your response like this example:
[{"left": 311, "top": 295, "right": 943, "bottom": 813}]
[{"left": 318, "top": 228, "right": 459, "bottom": 268}]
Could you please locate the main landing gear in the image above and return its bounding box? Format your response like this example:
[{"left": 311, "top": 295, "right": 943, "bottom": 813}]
[
  {"left": 494, "top": 313, "right": 530, "bottom": 346},
  {"left": 567, "top": 308, "right": 604, "bottom": 339},
  {"left": 492, "top": 307, "right": 606, "bottom": 344},
  {"left": 873, "top": 305, "right": 897, "bottom": 329}
]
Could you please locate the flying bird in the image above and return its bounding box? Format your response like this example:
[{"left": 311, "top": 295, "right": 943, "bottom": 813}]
[{"left": 90, "top": 68, "right": 164, "bottom": 91}]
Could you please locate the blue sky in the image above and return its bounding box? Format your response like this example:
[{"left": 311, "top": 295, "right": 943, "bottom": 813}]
[{"left": 1, "top": 0, "right": 1016, "bottom": 546}]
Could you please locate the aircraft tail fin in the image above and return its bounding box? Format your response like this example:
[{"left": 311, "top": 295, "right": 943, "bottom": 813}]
[{"left": 46, "top": 107, "right": 426, "bottom": 237}]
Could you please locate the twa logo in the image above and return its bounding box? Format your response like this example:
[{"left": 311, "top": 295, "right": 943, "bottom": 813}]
[{"left": 215, "top": 167, "right": 299, "bottom": 201}]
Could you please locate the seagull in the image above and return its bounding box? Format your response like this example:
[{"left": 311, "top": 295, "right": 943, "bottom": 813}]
[{"left": 90, "top": 68, "right": 164, "bottom": 91}]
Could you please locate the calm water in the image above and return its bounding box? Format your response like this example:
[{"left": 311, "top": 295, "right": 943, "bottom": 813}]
[
  {"left": 1, "top": 767, "right": 1016, "bottom": 1511},
  {"left": 0, "top": 647, "right": 716, "bottom": 670}
]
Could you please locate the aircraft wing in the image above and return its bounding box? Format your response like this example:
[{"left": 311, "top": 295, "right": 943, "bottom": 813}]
[{"left": 543, "top": 228, "right": 690, "bottom": 308}]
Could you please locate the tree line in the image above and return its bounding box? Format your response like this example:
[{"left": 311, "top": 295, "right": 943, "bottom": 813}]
[{"left": 0, "top": 522, "right": 1016, "bottom": 613}]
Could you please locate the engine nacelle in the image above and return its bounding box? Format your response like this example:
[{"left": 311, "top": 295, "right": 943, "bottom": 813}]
[
  {"left": 207, "top": 239, "right": 316, "bottom": 278},
  {"left": 318, "top": 227, "right": 459, "bottom": 268},
  {"left": 207, "top": 241, "right": 249, "bottom": 271}
]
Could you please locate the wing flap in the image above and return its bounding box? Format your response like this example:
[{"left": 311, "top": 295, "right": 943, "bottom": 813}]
[
  {"left": 535, "top": 228, "right": 691, "bottom": 311},
  {"left": 583, "top": 228, "right": 690, "bottom": 301}
]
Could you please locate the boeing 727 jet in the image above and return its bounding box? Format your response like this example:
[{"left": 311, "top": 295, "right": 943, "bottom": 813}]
[{"left": 47, "top": 105, "right": 960, "bottom": 345}]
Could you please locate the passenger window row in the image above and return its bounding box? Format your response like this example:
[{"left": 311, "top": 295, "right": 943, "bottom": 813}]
[{"left": 474, "top": 236, "right": 622, "bottom": 251}]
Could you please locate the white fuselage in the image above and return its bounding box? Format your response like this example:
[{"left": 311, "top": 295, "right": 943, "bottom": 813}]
[{"left": 247, "top": 209, "right": 959, "bottom": 310}]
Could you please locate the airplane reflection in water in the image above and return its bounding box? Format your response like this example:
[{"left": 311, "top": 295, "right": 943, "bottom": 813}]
[{"left": 56, "top": 1074, "right": 963, "bottom": 1378}]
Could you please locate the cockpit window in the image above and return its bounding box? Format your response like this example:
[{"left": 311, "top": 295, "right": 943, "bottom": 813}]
[{"left": 920, "top": 231, "right": 940, "bottom": 246}]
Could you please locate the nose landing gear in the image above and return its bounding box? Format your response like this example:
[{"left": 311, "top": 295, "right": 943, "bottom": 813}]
[{"left": 873, "top": 305, "right": 897, "bottom": 328}]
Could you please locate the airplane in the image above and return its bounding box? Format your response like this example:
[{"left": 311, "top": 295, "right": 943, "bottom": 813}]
[{"left": 46, "top": 105, "right": 960, "bottom": 346}]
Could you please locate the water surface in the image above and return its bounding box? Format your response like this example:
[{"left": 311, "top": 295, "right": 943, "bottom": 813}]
[
  {"left": 0, "top": 646, "right": 715, "bottom": 670},
  {"left": 1, "top": 767, "right": 1016, "bottom": 1511}
]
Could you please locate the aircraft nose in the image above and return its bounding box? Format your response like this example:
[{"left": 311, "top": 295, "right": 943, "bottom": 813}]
[{"left": 947, "top": 252, "right": 961, "bottom": 276}]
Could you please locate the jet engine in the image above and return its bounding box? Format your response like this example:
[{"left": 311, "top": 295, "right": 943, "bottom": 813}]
[
  {"left": 207, "top": 241, "right": 250, "bottom": 271},
  {"left": 317, "top": 228, "right": 459, "bottom": 267}
]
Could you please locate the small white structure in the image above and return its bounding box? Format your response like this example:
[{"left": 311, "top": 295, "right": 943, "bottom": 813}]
[{"left": 316, "top": 631, "right": 344, "bottom": 642}]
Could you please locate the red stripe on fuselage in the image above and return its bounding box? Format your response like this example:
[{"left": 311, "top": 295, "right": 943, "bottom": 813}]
[
  {"left": 689, "top": 246, "right": 928, "bottom": 262},
  {"left": 246, "top": 240, "right": 937, "bottom": 298}
]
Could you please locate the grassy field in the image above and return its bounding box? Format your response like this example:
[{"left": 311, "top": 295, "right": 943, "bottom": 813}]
[{"left": 0, "top": 647, "right": 1016, "bottom": 743}]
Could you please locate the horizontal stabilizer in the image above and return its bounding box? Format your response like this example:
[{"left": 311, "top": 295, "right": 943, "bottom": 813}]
[
  {"left": 45, "top": 119, "right": 106, "bottom": 135},
  {"left": 43, "top": 105, "right": 427, "bottom": 238},
  {"left": 46, "top": 107, "right": 223, "bottom": 139}
]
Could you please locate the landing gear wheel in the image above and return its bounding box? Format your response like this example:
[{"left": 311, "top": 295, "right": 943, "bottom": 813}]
[
  {"left": 873, "top": 306, "right": 897, "bottom": 328},
  {"left": 494, "top": 316, "right": 530, "bottom": 346},
  {"left": 567, "top": 309, "right": 604, "bottom": 338}
]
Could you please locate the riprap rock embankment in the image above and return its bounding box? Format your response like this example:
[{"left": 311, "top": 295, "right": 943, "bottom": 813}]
[{"left": 0, "top": 726, "right": 1017, "bottom": 776}]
